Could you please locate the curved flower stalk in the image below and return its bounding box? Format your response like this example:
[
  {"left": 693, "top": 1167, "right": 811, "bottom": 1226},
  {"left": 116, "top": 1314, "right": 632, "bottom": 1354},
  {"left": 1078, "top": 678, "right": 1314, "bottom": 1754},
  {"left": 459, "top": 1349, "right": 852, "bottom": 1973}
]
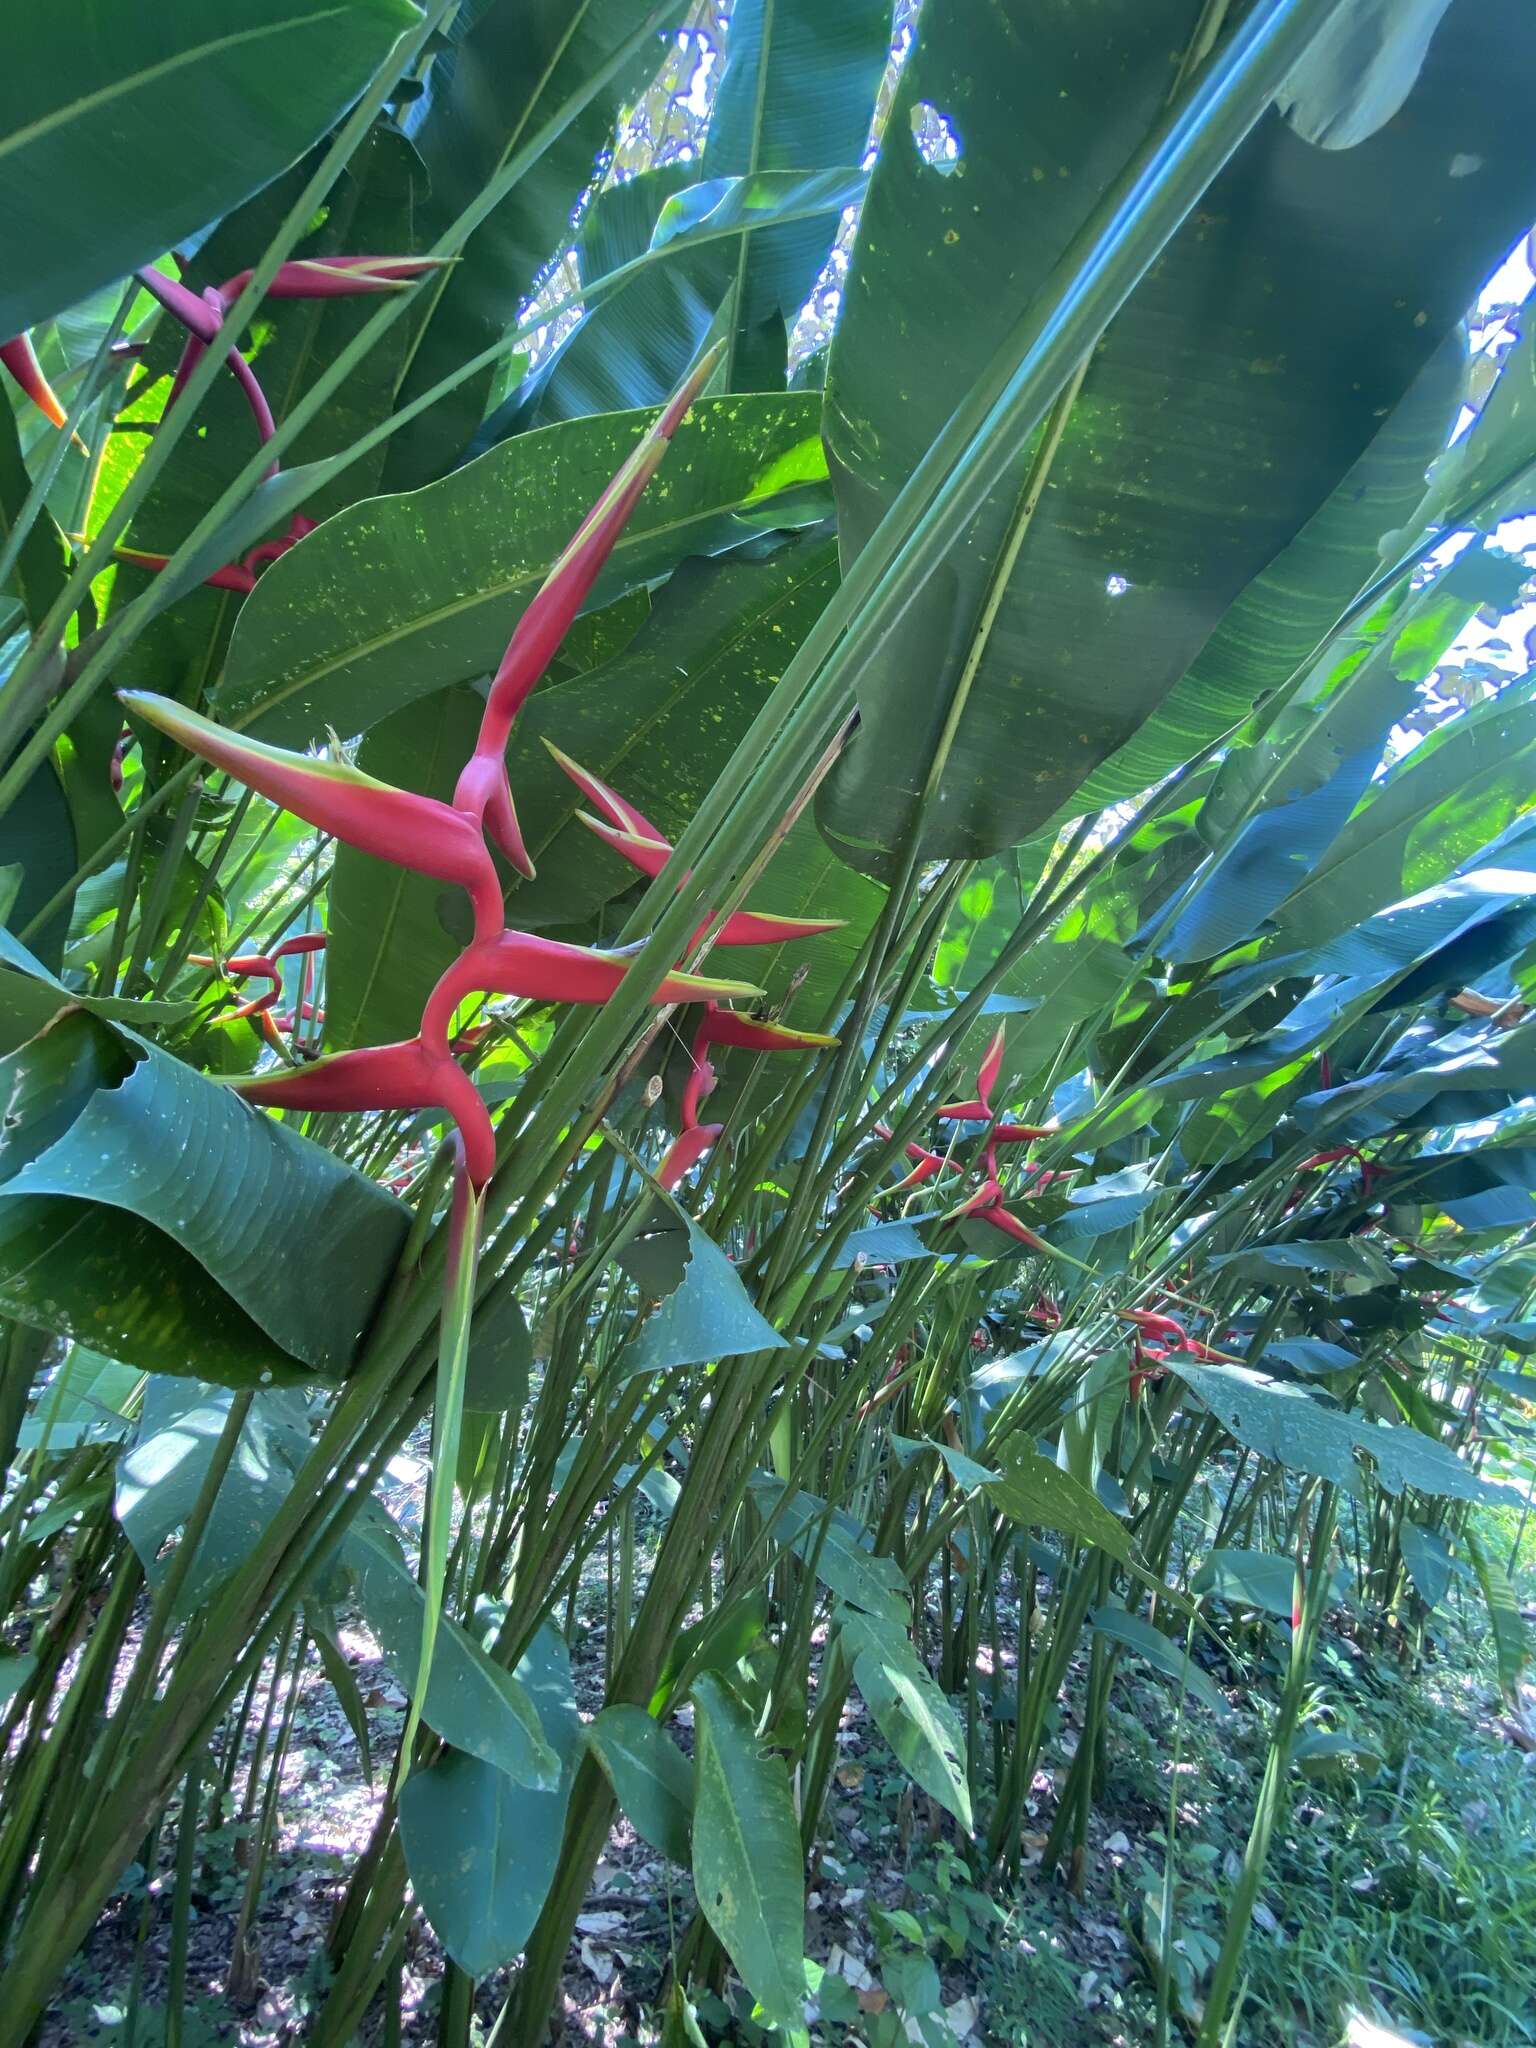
[
  {"left": 658, "top": 1024, "right": 723, "bottom": 1192},
  {"left": 123, "top": 254, "right": 440, "bottom": 598},
  {"left": 656, "top": 1000, "right": 842, "bottom": 1190}
]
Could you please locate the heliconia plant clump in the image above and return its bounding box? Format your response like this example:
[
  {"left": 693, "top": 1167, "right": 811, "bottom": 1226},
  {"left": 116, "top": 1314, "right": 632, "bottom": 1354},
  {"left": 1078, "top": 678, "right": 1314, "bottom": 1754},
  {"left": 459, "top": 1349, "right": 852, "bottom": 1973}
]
[{"left": 3, "top": 3, "right": 1536, "bottom": 2046}]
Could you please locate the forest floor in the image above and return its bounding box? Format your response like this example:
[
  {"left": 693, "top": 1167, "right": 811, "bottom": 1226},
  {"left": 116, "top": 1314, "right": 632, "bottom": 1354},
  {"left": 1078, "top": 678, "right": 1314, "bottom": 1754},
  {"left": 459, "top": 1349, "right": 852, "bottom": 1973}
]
[{"left": 42, "top": 1504, "right": 1536, "bottom": 2048}]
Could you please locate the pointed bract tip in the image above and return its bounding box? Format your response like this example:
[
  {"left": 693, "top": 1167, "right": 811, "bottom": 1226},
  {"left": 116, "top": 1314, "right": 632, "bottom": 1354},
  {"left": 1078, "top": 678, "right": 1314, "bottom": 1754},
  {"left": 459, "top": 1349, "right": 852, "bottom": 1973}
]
[{"left": 0, "top": 335, "right": 68, "bottom": 428}]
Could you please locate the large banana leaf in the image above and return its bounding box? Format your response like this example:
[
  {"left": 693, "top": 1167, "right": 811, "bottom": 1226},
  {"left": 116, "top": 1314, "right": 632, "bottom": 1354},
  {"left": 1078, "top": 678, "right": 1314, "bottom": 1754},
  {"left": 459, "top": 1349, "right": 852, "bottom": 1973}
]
[
  {"left": 816, "top": 0, "right": 1536, "bottom": 874},
  {"left": 216, "top": 394, "right": 830, "bottom": 745},
  {"left": 0, "top": 1002, "right": 407, "bottom": 1386},
  {"left": 0, "top": 0, "right": 421, "bottom": 336},
  {"left": 379, "top": 0, "right": 672, "bottom": 490},
  {"left": 701, "top": 0, "right": 892, "bottom": 390}
]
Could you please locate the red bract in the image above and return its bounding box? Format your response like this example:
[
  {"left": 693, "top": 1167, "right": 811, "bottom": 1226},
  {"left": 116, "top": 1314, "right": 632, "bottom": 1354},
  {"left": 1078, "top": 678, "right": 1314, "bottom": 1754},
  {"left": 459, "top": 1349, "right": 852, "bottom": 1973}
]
[
  {"left": 419, "top": 932, "right": 762, "bottom": 1058},
  {"left": 455, "top": 347, "right": 725, "bottom": 877},
  {"left": 216, "top": 256, "right": 451, "bottom": 303},
  {"left": 121, "top": 692, "right": 505, "bottom": 941},
  {"left": 549, "top": 744, "right": 844, "bottom": 949},
  {"left": 235, "top": 1038, "right": 495, "bottom": 1191},
  {"left": 694, "top": 1004, "right": 838, "bottom": 1053},
  {"left": 1, "top": 334, "right": 67, "bottom": 428},
  {"left": 658, "top": 1119, "right": 723, "bottom": 1192}
]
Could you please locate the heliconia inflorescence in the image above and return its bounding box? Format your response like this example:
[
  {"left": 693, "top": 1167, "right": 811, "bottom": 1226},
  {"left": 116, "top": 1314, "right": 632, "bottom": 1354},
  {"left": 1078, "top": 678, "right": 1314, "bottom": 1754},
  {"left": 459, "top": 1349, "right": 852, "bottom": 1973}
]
[
  {"left": 126, "top": 342, "right": 840, "bottom": 1202},
  {"left": 876, "top": 1023, "right": 1074, "bottom": 1259}
]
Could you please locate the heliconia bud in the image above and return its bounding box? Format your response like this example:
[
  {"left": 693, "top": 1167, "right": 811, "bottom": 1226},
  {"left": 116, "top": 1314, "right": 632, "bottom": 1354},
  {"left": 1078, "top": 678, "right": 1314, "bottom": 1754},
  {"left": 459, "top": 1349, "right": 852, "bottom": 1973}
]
[
  {"left": 234, "top": 1036, "right": 495, "bottom": 1189},
  {"left": 419, "top": 930, "right": 764, "bottom": 1058},
  {"left": 136, "top": 266, "right": 224, "bottom": 342},
  {"left": 658, "top": 1121, "right": 723, "bottom": 1191},
  {"left": 216, "top": 256, "right": 451, "bottom": 304},
  {"left": 977, "top": 1025, "right": 1006, "bottom": 1105},
  {"left": 1, "top": 334, "right": 68, "bottom": 428},
  {"left": 695, "top": 1006, "right": 838, "bottom": 1054},
  {"left": 120, "top": 691, "right": 504, "bottom": 941},
  {"left": 887, "top": 1145, "right": 956, "bottom": 1194},
  {"left": 188, "top": 949, "right": 280, "bottom": 1019},
  {"left": 1117, "top": 1308, "right": 1188, "bottom": 1345},
  {"left": 992, "top": 1122, "right": 1056, "bottom": 1143}
]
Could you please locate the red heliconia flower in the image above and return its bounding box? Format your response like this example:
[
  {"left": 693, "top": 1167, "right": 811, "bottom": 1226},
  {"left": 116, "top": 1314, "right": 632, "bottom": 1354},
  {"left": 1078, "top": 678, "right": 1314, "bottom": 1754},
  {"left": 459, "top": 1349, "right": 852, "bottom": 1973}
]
[
  {"left": 419, "top": 930, "right": 763, "bottom": 1058},
  {"left": 121, "top": 692, "right": 505, "bottom": 941},
  {"left": 1, "top": 334, "right": 68, "bottom": 428},
  {"left": 214, "top": 256, "right": 451, "bottom": 305},
  {"left": 191, "top": 931, "right": 329, "bottom": 1027},
  {"left": 694, "top": 1003, "right": 838, "bottom": 1054},
  {"left": 188, "top": 950, "right": 281, "bottom": 1020},
  {"left": 234, "top": 1037, "right": 496, "bottom": 1190},
  {"left": 549, "top": 744, "right": 845, "bottom": 949},
  {"left": 455, "top": 346, "right": 725, "bottom": 877},
  {"left": 936, "top": 1024, "right": 1007, "bottom": 1122},
  {"left": 940, "top": 1175, "right": 1050, "bottom": 1253},
  {"left": 1129, "top": 1335, "right": 1172, "bottom": 1403}
]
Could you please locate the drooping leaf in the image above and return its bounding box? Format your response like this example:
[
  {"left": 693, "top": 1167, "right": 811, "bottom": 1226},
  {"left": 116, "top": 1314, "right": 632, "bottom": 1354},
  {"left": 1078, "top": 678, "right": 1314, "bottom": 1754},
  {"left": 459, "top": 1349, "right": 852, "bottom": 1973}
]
[
  {"left": 690, "top": 1672, "right": 806, "bottom": 2030},
  {"left": 1089, "top": 1603, "right": 1227, "bottom": 1716},
  {"left": 701, "top": 0, "right": 890, "bottom": 390},
  {"left": 115, "top": 1377, "right": 311, "bottom": 1610},
  {"left": 986, "top": 1449, "right": 1132, "bottom": 1564},
  {"left": 840, "top": 1605, "right": 973, "bottom": 1831},
  {"left": 586, "top": 1703, "right": 694, "bottom": 1864},
  {"left": 1464, "top": 1525, "right": 1529, "bottom": 1702},
  {"left": 397, "top": 1622, "right": 579, "bottom": 1976},
  {"left": 623, "top": 1221, "right": 784, "bottom": 1376},
  {"left": 1175, "top": 1358, "right": 1514, "bottom": 1503},
  {"left": 748, "top": 1474, "right": 910, "bottom": 1626},
  {"left": 1397, "top": 1519, "right": 1453, "bottom": 1610},
  {"left": 1192, "top": 1548, "right": 1297, "bottom": 1618},
  {"left": 0, "top": 1009, "right": 408, "bottom": 1385},
  {"left": 0, "top": 0, "right": 422, "bottom": 336},
  {"left": 380, "top": 0, "right": 672, "bottom": 488},
  {"left": 347, "top": 1511, "right": 557, "bottom": 1790}
]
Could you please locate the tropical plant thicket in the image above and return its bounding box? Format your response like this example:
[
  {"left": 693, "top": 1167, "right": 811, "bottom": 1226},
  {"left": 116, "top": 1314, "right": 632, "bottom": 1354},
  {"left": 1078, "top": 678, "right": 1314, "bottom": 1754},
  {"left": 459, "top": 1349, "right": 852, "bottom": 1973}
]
[{"left": 2, "top": 0, "right": 1535, "bottom": 2042}]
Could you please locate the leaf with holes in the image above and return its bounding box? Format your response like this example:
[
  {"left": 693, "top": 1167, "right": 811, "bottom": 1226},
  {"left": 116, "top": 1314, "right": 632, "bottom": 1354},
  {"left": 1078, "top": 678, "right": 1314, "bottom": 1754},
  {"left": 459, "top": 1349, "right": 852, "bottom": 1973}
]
[{"left": 691, "top": 1672, "right": 806, "bottom": 2030}]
